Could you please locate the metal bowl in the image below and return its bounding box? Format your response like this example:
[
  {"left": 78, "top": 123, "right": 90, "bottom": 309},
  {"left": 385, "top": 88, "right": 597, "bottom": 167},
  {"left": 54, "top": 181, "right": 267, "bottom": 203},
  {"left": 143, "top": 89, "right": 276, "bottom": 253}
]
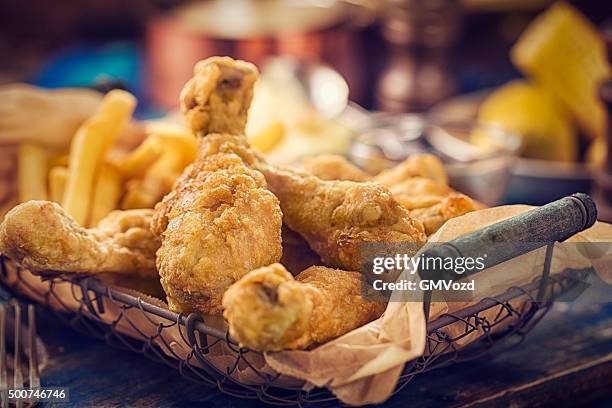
[
  {"left": 430, "top": 90, "right": 597, "bottom": 205},
  {"left": 346, "top": 109, "right": 520, "bottom": 206},
  {"left": 506, "top": 159, "right": 594, "bottom": 205}
]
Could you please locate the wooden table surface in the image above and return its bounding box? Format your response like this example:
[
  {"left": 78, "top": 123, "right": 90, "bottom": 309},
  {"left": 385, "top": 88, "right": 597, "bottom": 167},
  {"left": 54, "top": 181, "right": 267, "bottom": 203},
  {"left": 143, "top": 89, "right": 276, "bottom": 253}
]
[{"left": 35, "top": 300, "right": 612, "bottom": 408}]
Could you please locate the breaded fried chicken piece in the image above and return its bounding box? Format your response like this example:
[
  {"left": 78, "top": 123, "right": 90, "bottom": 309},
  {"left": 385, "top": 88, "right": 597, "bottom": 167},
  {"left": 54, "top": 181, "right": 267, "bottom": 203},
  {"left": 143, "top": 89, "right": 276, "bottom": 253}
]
[
  {"left": 222, "top": 263, "right": 385, "bottom": 351},
  {"left": 301, "top": 154, "right": 371, "bottom": 182},
  {"left": 299, "top": 153, "right": 476, "bottom": 236},
  {"left": 389, "top": 178, "right": 476, "bottom": 235},
  {"left": 0, "top": 200, "right": 159, "bottom": 278},
  {"left": 387, "top": 177, "right": 454, "bottom": 208},
  {"left": 409, "top": 194, "right": 475, "bottom": 236},
  {"left": 374, "top": 153, "right": 448, "bottom": 186},
  {"left": 301, "top": 153, "right": 448, "bottom": 186},
  {"left": 256, "top": 164, "right": 427, "bottom": 271},
  {"left": 152, "top": 57, "right": 282, "bottom": 314},
  {"left": 180, "top": 57, "right": 257, "bottom": 136}
]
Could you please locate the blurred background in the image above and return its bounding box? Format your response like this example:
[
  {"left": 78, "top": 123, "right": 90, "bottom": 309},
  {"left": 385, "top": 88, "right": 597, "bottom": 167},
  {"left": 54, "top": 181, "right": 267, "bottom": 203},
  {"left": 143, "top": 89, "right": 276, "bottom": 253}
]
[{"left": 1, "top": 0, "right": 611, "bottom": 209}]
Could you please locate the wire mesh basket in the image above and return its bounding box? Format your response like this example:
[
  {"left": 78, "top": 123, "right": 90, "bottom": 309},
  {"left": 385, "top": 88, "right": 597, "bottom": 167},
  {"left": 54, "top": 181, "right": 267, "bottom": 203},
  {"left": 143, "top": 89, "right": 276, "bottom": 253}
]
[{"left": 0, "top": 193, "right": 599, "bottom": 405}]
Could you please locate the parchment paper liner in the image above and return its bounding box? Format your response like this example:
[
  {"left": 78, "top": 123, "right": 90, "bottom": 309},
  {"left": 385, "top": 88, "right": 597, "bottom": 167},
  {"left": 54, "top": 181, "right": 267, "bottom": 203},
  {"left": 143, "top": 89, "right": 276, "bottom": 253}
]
[{"left": 3, "top": 205, "right": 611, "bottom": 405}]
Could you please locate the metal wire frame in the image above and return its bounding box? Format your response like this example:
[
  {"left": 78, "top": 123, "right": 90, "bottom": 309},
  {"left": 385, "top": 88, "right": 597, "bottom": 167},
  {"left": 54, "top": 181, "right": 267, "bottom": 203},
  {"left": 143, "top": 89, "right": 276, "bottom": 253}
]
[{"left": 0, "top": 252, "right": 593, "bottom": 406}]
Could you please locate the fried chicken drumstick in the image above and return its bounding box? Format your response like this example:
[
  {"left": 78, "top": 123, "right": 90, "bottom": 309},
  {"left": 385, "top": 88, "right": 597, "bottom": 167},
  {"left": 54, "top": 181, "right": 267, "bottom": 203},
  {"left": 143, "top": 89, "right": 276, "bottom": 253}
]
[
  {"left": 376, "top": 156, "right": 476, "bottom": 235},
  {"left": 389, "top": 177, "right": 476, "bottom": 235},
  {"left": 300, "top": 154, "right": 477, "bottom": 236},
  {"left": 257, "top": 164, "right": 427, "bottom": 271},
  {"left": 222, "top": 263, "right": 386, "bottom": 351},
  {"left": 373, "top": 153, "right": 448, "bottom": 186},
  {"left": 301, "top": 154, "right": 371, "bottom": 182},
  {"left": 0, "top": 200, "right": 159, "bottom": 278},
  {"left": 151, "top": 57, "right": 282, "bottom": 314},
  {"left": 301, "top": 153, "right": 447, "bottom": 185}
]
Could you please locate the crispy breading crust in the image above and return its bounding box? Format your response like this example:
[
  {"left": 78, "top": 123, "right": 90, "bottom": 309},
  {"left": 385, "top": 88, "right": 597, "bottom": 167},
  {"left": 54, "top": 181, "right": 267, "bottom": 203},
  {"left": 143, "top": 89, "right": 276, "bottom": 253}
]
[
  {"left": 389, "top": 177, "right": 477, "bottom": 235},
  {"left": 301, "top": 154, "right": 371, "bottom": 182},
  {"left": 180, "top": 57, "right": 258, "bottom": 136},
  {"left": 374, "top": 153, "right": 448, "bottom": 186},
  {"left": 300, "top": 154, "right": 477, "bottom": 236},
  {"left": 223, "top": 263, "right": 386, "bottom": 351},
  {"left": 256, "top": 165, "right": 427, "bottom": 271},
  {"left": 152, "top": 57, "right": 282, "bottom": 314},
  {"left": 0, "top": 201, "right": 159, "bottom": 278}
]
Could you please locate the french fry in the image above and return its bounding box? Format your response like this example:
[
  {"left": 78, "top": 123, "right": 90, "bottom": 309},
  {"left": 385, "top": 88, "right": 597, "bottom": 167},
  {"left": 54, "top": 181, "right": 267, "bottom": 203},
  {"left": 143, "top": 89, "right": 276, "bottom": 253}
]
[
  {"left": 18, "top": 143, "right": 48, "bottom": 202},
  {"left": 121, "top": 151, "right": 183, "bottom": 209},
  {"left": 96, "top": 89, "right": 137, "bottom": 150},
  {"left": 62, "top": 90, "right": 137, "bottom": 225},
  {"left": 48, "top": 166, "right": 68, "bottom": 203},
  {"left": 89, "top": 164, "right": 123, "bottom": 226},
  {"left": 144, "top": 121, "right": 187, "bottom": 136},
  {"left": 116, "top": 137, "right": 163, "bottom": 179},
  {"left": 62, "top": 120, "right": 108, "bottom": 225},
  {"left": 152, "top": 134, "right": 197, "bottom": 165},
  {"left": 145, "top": 121, "right": 197, "bottom": 164},
  {"left": 116, "top": 121, "right": 196, "bottom": 179},
  {"left": 121, "top": 180, "right": 166, "bottom": 210},
  {"left": 49, "top": 154, "right": 69, "bottom": 168}
]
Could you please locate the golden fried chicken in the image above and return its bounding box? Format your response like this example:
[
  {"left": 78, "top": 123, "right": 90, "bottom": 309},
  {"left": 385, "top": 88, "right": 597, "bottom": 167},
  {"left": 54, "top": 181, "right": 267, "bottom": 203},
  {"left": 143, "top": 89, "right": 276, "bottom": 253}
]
[
  {"left": 389, "top": 178, "right": 476, "bottom": 235},
  {"left": 299, "top": 153, "right": 476, "bottom": 236},
  {"left": 256, "top": 164, "right": 427, "bottom": 271},
  {"left": 301, "top": 153, "right": 447, "bottom": 186},
  {"left": 222, "top": 263, "right": 385, "bottom": 351},
  {"left": 374, "top": 153, "right": 448, "bottom": 186},
  {"left": 387, "top": 176, "right": 453, "bottom": 208},
  {"left": 409, "top": 194, "right": 476, "bottom": 235},
  {"left": 0, "top": 200, "right": 159, "bottom": 278},
  {"left": 301, "top": 154, "right": 371, "bottom": 182},
  {"left": 151, "top": 57, "right": 283, "bottom": 314},
  {"left": 372, "top": 156, "right": 477, "bottom": 234},
  {"left": 180, "top": 57, "right": 257, "bottom": 136}
]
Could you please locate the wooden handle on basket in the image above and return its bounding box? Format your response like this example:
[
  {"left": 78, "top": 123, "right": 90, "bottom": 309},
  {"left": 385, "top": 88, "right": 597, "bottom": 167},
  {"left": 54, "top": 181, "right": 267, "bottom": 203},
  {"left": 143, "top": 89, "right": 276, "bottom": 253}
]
[{"left": 421, "top": 193, "right": 597, "bottom": 281}]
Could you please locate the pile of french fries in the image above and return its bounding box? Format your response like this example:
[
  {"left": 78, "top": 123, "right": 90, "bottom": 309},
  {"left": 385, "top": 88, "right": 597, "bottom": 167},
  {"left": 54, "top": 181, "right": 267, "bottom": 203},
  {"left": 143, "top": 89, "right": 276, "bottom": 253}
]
[{"left": 17, "top": 90, "right": 197, "bottom": 227}]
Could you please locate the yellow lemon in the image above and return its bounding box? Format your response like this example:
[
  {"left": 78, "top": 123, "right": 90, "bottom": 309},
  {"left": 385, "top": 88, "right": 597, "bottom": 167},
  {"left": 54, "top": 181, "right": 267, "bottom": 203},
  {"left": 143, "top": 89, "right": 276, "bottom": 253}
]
[{"left": 473, "top": 80, "right": 577, "bottom": 162}]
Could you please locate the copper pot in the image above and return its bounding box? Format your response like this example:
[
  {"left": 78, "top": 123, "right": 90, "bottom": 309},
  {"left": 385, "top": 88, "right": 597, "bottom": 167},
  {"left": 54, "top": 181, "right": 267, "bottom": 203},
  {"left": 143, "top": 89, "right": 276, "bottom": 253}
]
[{"left": 146, "top": 0, "right": 375, "bottom": 109}]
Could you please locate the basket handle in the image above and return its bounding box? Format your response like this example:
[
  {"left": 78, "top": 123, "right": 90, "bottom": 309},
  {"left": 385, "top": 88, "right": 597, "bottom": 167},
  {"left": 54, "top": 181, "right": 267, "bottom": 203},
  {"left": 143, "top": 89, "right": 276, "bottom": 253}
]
[{"left": 420, "top": 193, "right": 597, "bottom": 281}]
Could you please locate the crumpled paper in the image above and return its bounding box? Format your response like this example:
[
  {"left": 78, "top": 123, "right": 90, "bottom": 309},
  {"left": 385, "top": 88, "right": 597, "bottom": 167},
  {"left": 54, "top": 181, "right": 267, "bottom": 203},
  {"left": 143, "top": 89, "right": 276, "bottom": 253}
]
[
  {"left": 262, "top": 205, "right": 612, "bottom": 405},
  {"left": 3, "top": 204, "right": 612, "bottom": 406}
]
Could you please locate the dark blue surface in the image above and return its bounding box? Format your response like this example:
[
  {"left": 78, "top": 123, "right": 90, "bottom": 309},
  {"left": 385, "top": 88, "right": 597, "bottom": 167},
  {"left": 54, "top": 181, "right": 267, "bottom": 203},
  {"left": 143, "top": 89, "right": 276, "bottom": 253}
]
[{"left": 34, "top": 301, "right": 612, "bottom": 408}]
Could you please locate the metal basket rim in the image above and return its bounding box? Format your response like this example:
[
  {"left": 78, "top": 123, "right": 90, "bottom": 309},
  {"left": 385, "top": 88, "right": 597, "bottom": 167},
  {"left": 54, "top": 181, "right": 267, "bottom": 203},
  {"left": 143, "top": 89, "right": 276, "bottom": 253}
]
[
  {"left": 25, "top": 264, "right": 592, "bottom": 357},
  {"left": 0, "top": 254, "right": 596, "bottom": 405}
]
